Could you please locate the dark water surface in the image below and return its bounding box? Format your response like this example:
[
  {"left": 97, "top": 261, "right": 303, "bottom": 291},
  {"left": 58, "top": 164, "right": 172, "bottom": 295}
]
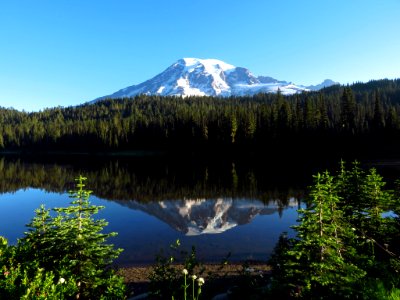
[{"left": 0, "top": 154, "right": 399, "bottom": 266}]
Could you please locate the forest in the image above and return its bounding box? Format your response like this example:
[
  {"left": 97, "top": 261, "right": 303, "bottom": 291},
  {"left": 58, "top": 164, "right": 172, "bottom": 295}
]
[{"left": 1, "top": 79, "right": 400, "bottom": 156}]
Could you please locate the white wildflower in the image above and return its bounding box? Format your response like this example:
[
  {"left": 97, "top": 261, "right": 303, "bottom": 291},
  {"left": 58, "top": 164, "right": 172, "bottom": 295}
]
[
  {"left": 191, "top": 274, "right": 197, "bottom": 280},
  {"left": 58, "top": 277, "right": 66, "bottom": 284},
  {"left": 197, "top": 277, "right": 205, "bottom": 286},
  {"left": 182, "top": 269, "right": 188, "bottom": 275}
]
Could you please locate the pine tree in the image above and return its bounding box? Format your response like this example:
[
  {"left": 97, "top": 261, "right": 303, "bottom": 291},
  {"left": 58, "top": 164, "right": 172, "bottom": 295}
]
[
  {"left": 17, "top": 175, "right": 125, "bottom": 299},
  {"left": 304, "top": 98, "right": 315, "bottom": 130},
  {"left": 230, "top": 113, "right": 238, "bottom": 143},
  {"left": 280, "top": 172, "right": 366, "bottom": 297},
  {"left": 340, "top": 86, "right": 357, "bottom": 133},
  {"left": 269, "top": 162, "right": 400, "bottom": 298},
  {"left": 372, "top": 90, "right": 385, "bottom": 130},
  {"left": 245, "top": 113, "right": 256, "bottom": 139}
]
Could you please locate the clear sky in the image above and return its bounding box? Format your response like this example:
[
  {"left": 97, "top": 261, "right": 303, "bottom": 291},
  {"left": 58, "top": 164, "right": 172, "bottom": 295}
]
[{"left": 1, "top": 0, "right": 399, "bottom": 111}]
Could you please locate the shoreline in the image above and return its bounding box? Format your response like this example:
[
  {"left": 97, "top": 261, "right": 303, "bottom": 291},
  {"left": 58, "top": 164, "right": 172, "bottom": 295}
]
[{"left": 118, "top": 262, "right": 271, "bottom": 298}]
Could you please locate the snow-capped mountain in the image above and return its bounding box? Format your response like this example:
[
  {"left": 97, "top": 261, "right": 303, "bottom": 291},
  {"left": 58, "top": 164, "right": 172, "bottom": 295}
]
[
  {"left": 114, "top": 197, "right": 299, "bottom": 236},
  {"left": 93, "top": 58, "right": 337, "bottom": 101},
  {"left": 307, "top": 79, "right": 339, "bottom": 91}
]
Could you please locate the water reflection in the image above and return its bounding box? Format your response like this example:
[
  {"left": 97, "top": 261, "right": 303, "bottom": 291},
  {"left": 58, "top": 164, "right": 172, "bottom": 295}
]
[
  {"left": 0, "top": 155, "right": 307, "bottom": 203},
  {"left": 0, "top": 154, "right": 311, "bottom": 264},
  {"left": 115, "top": 198, "right": 300, "bottom": 236},
  {"left": 1, "top": 155, "right": 400, "bottom": 265}
]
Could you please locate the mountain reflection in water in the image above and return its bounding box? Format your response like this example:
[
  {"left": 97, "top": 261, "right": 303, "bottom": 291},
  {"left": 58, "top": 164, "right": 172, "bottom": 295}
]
[
  {"left": 0, "top": 155, "right": 316, "bottom": 265},
  {"left": 1, "top": 155, "right": 399, "bottom": 264},
  {"left": 115, "top": 198, "right": 299, "bottom": 236}
]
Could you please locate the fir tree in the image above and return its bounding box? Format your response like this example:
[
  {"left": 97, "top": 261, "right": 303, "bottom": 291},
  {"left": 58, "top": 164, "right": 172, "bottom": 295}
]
[
  {"left": 372, "top": 90, "right": 385, "bottom": 130},
  {"left": 285, "top": 172, "right": 365, "bottom": 297},
  {"left": 340, "top": 86, "right": 357, "bottom": 132},
  {"left": 16, "top": 175, "right": 125, "bottom": 299}
]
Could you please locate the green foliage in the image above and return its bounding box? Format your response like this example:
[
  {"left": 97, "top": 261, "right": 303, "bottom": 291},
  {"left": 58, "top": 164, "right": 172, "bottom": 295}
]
[
  {"left": 0, "top": 236, "right": 6, "bottom": 256},
  {"left": 269, "top": 162, "right": 400, "bottom": 299},
  {"left": 176, "top": 271, "right": 205, "bottom": 300},
  {"left": 362, "top": 280, "right": 400, "bottom": 300},
  {"left": 0, "top": 176, "right": 126, "bottom": 299},
  {"left": 149, "top": 239, "right": 205, "bottom": 299},
  {"left": 340, "top": 86, "right": 357, "bottom": 132},
  {"left": 230, "top": 113, "right": 238, "bottom": 143},
  {"left": 0, "top": 262, "right": 78, "bottom": 299},
  {"left": 291, "top": 172, "right": 365, "bottom": 297}
]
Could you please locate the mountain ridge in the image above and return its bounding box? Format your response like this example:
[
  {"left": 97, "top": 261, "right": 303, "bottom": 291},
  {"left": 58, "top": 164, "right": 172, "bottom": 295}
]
[{"left": 93, "top": 58, "right": 338, "bottom": 102}]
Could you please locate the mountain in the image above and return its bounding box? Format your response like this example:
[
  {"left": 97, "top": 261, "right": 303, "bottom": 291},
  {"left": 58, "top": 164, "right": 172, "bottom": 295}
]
[
  {"left": 114, "top": 197, "right": 299, "bottom": 236},
  {"left": 306, "top": 79, "right": 340, "bottom": 91},
  {"left": 93, "top": 58, "right": 338, "bottom": 101}
]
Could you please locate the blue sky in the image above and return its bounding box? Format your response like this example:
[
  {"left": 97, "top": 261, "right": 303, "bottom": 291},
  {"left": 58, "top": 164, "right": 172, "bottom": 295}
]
[{"left": 1, "top": 0, "right": 399, "bottom": 111}]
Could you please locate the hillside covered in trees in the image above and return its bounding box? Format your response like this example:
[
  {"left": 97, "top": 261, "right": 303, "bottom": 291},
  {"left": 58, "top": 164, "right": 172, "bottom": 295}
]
[{"left": 1, "top": 79, "right": 400, "bottom": 156}]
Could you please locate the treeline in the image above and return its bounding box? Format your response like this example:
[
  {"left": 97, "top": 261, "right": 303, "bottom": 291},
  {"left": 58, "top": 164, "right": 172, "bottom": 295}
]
[{"left": 1, "top": 79, "right": 400, "bottom": 154}]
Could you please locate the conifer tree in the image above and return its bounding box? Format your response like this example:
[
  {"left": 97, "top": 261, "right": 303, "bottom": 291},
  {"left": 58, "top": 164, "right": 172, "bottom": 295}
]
[
  {"left": 340, "top": 86, "right": 357, "bottom": 132},
  {"left": 17, "top": 175, "right": 125, "bottom": 299},
  {"left": 230, "top": 113, "right": 238, "bottom": 143},
  {"left": 373, "top": 90, "right": 385, "bottom": 130},
  {"left": 285, "top": 172, "right": 365, "bottom": 297},
  {"left": 269, "top": 162, "right": 400, "bottom": 298}
]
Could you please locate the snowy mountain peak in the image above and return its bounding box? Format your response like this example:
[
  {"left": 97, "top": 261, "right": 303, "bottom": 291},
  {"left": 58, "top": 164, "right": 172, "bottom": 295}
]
[
  {"left": 306, "top": 79, "right": 339, "bottom": 91},
  {"left": 115, "top": 198, "right": 299, "bottom": 236},
  {"left": 93, "top": 58, "right": 338, "bottom": 101},
  {"left": 179, "top": 58, "right": 236, "bottom": 73}
]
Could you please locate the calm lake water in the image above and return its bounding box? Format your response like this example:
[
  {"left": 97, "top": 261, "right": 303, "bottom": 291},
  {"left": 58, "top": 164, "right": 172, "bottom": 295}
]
[{"left": 0, "top": 154, "right": 398, "bottom": 266}]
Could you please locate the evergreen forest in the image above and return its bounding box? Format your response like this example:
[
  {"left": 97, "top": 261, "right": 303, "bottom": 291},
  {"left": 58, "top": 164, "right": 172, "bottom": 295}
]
[{"left": 1, "top": 79, "right": 400, "bottom": 156}]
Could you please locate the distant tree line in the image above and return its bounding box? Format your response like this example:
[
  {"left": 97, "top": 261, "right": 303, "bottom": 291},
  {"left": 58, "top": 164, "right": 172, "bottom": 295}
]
[{"left": 1, "top": 78, "right": 400, "bottom": 155}]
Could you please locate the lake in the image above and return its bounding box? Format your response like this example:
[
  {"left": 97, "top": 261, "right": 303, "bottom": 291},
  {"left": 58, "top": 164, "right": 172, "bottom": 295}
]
[{"left": 0, "top": 154, "right": 398, "bottom": 266}]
